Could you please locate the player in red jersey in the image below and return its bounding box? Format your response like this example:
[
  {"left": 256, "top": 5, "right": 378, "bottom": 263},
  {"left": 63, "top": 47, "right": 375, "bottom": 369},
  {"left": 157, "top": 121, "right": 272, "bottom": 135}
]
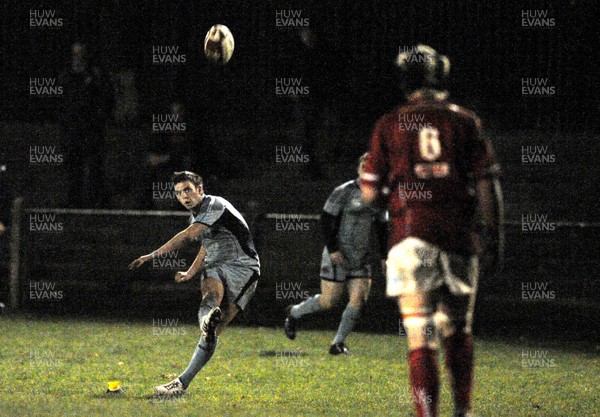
[{"left": 360, "top": 45, "right": 503, "bottom": 417}]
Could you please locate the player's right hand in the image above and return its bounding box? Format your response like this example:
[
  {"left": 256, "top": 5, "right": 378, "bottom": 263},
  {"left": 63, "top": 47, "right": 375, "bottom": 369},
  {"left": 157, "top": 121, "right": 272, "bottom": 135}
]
[
  {"left": 128, "top": 254, "right": 152, "bottom": 270},
  {"left": 330, "top": 251, "right": 344, "bottom": 265},
  {"left": 174, "top": 271, "right": 194, "bottom": 283}
]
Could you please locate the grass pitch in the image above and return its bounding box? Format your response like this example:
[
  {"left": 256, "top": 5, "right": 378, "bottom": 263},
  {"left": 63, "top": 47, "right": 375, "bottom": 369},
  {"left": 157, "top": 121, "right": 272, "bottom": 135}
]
[{"left": 0, "top": 315, "right": 597, "bottom": 416}]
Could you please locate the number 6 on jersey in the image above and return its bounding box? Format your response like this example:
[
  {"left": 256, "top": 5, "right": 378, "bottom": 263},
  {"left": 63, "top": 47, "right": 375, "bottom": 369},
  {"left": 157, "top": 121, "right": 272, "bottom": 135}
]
[{"left": 418, "top": 127, "right": 441, "bottom": 161}]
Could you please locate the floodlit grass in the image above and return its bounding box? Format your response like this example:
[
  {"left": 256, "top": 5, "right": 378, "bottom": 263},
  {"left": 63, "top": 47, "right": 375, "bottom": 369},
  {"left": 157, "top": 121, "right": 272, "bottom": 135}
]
[{"left": 0, "top": 315, "right": 597, "bottom": 416}]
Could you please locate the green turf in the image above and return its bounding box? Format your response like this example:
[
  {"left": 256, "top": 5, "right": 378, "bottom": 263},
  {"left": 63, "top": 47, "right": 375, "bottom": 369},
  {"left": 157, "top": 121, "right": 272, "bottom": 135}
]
[{"left": 0, "top": 315, "right": 597, "bottom": 417}]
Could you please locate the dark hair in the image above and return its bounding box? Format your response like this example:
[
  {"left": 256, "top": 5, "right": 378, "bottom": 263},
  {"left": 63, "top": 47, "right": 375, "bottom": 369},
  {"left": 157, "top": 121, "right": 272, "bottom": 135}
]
[{"left": 171, "top": 171, "right": 203, "bottom": 187}]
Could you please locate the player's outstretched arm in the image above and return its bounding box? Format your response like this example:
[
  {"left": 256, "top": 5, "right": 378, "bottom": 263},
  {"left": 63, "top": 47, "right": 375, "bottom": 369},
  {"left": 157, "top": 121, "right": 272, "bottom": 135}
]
[
  {"left": 128, "top": 223, "right": 208, "bottom": 270},
  {"left": 175, "top": 246, "right": 207, "bottom": 283}
]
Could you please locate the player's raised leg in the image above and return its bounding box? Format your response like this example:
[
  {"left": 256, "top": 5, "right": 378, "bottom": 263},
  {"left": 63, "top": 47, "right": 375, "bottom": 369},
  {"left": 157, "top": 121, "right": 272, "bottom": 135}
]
[
  {"left": 216, "top": 302, "right": 241, "bottom": 336},
  {"left": 284, "top": 278, "right": 343, "bottom": 340},
  {"left": 330, "top": 277, "right": 371, "bottom": 355}
]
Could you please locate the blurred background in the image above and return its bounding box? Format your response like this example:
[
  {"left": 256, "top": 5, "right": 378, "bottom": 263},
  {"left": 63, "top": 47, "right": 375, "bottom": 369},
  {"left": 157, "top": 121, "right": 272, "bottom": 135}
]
[{"left": 0, "top": 1, "right": 598, "bottom": 341}]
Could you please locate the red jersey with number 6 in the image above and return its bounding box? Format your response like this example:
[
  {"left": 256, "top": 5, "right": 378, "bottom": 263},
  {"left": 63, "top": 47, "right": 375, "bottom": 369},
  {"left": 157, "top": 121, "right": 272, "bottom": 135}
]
[{"left": 361, "top": 92, "right": 500, "bottom": 256}]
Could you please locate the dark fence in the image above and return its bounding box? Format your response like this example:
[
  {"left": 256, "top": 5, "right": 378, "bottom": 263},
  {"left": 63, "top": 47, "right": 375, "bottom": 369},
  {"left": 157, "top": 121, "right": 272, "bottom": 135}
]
[{"left": 8, "top": 206, "right": 599, "bottom": 340}]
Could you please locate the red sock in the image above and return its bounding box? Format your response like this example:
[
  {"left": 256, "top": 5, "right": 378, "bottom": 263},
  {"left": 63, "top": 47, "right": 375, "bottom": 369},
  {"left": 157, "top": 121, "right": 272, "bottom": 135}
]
[
  {"left": 444, "top": 332, "right": 474, "bottom": 413},
  {"left": 407, "top": 347, "right": 439, "bottom": 417}
]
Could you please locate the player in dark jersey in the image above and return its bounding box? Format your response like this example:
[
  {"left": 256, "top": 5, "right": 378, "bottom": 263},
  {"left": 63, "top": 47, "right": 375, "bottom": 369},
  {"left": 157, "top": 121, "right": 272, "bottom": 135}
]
[
  {"left": 129, "top": 171, "right": 260, "bottom": 397},
  {"left": 360, "top": 45, "right": 503, "bottom": 417},
  {"left": 284, "top": 153, "right": 387, "bottom": 354}
]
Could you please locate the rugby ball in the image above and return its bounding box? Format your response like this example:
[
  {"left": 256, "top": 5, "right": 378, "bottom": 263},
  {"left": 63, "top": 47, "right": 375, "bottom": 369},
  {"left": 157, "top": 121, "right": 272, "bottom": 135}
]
[{"left": 204, "top": 24, "right": 235, "bottom": 64}]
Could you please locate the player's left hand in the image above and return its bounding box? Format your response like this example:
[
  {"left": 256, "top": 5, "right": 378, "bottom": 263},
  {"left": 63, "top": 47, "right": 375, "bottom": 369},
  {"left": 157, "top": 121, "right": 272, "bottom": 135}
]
[
  {"left": 128, "top": 254, "right": 152, "bottom": 270},
  {"left": 174, "top": 271, "right": 194, "bottom": 283}
]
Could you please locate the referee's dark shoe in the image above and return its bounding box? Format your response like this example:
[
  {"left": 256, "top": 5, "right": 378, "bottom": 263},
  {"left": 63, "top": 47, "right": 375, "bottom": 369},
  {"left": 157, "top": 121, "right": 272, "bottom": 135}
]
[{"left": 284, "top": 305, "right": 297, "bottom": 340}]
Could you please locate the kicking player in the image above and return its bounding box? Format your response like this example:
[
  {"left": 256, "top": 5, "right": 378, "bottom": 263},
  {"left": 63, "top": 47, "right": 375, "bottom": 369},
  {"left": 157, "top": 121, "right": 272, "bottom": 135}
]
[
  {"left": 129, "top": 171, "right": 260, "bottom": 396},
  {"left": 284, "top": 153, "right": 387, "bottom": 355},
  {"left": 361, "top": 45, "right": 503, "bottom": 417}
]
